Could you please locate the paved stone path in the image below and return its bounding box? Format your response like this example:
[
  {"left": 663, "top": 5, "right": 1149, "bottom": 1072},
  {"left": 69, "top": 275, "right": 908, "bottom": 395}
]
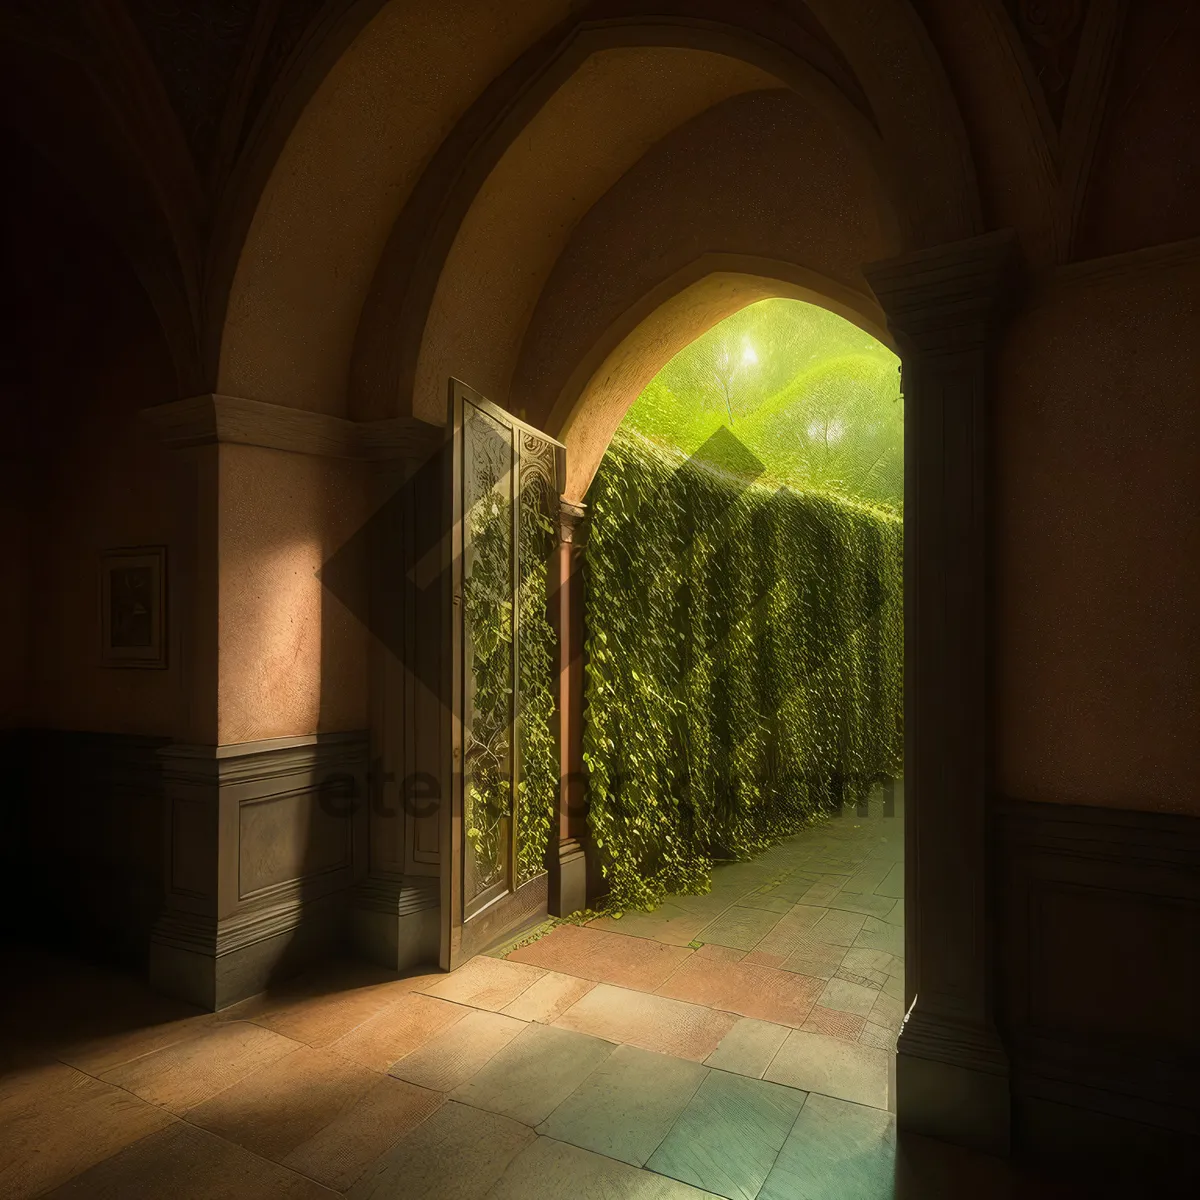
[{"left": 0, "top": 783, "right": 1077, "bottom": 1197}]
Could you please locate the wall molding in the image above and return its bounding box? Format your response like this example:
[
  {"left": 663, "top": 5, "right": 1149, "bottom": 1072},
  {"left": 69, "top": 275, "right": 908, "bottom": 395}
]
[
  {"left": 1034, "top": 234, "right": 1200, "bottom": 297},
  {"left": 141, "top": 393, "right": 443, "bottom": 462},
  {"left": 150, "top": 730, "right": 370, "bottom": 1009}
]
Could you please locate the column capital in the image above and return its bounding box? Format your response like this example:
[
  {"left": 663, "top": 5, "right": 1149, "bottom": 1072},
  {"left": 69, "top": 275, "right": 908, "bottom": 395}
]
[
  {"left": 141, "top": 393, "right": 442, "bottom": 464},
  {"left": 863, "top": 229, "right": 1021, "bottom": 360},
  {"left": 559, "top": 498, "right": 587, "bottom": 544}
]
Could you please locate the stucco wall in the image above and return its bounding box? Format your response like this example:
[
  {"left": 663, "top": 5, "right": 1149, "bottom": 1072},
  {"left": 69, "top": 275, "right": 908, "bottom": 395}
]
[
  {"left": 512, "top": 88, "right": 897, "bottom": 432},
  {"left": 994, "top": 257, "right": 1200, "bottom": 813},
  {"left": 216, "top": 443, "right": 369, "bottom": 744}
]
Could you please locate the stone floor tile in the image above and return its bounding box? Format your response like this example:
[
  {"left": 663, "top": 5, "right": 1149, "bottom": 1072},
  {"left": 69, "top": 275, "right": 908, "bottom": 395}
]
[
  {"left": 840, "top": 947, "right": 898, "bottom": 976},
  {"left": 780, "top": 939, "right": 848, "bottom": 980},
  {"left": 752, "top": 907, "right": 825, "bottom": 958},
  {"left": 816, "top": 977, "right": 879, "bottom": 1018},
  {"left": 801, "top": 1006, "right": 868, "bottom": 1042},
  {"left": 488, "top": 1136, "right": 719, "bottom": 1198},
  {"left": 668, "top": 891, "right": 737, "bottom": 920},
  {"left": 553, "top": 983, "right": 737, "bottom": 1061},
  {"left": 695, "top": 905, "right": 783, "bottom": 951},
  {"left": 39, "top": 1121, "right": 334, "bottom": 1199},
  {"left": 839, "top": 861, "right": 893, "bottom": 896},
  {"left": 450, "top": 1023, "right": 615, "bottom": 1126},
  {"left": 883, "top": 973, "right": 905, "bottom": 1002},
  {"left": 538, "top": 1044, "right": 707, "bottom": 1166},
  {"left": 347, "top": 1101, "right": 533, "bottom": 1199},
  {"left": 0, "top": 1059, "right": 89, "bottom": 1122},
  {"left": 220, "top": 960, "right": 422, "bottom": 1043},
  {"left": 328, "top": 993, "right": 468, "bottom": 1072},
  {"left": 589, "top": 903, "right": 713, "bottom": 946},
  {"left": 764, "top": 1029, "right": 890, "bottom": 1109},
  {"left": 741, "top": 950, "right": 788, "bottom": 969},
  {"left": 751, "top": 873, "right": 822, "bottom": 901},
  {"left": 792, "top": 878, "right": 849, "bottom": 902},
  {"left": 868, "top": 993, "right": 906, "bottom": 1032},
  {"left": 186, "top": 1045, "right": 378, "bottom": 1162},
  {"left": 695, "top": 943, "right": 747, "bottom": 964},
  {"left": 417, "top": 955, "right": 545, "bottom": 1012},
  {"left": 56, "top": 1008, "right": 220, "bottom": 1076},
  {"left": 388, "top": 1009, "right": 525, "bottom": 1092},
  {"left": 281, "top": 1076, "right": 443, "bottom": 1192},
  {"left": 0, "top": 1065, "right": 174, "bottom": 1199},
  {"left": 884, "top": 899, "right": 906, "bottom": 927},
  {"left": 852, "top": 916, "right": 905, "bottom": 958},
  {"left": 99, "top": 1020, "right": 302, "bottom": 1114},
  {"left": 704, "top": 1018, "right": 790, "bottom": 1079},
  {"left": 658, "top": 956, "right": 825, "bottom": 1028},
  {"left": 758, "top": 1091, "right": 894, "bottom": 1200},
  {"left": 824, "top": 891, "right": 897, "bottom": 919},
  {"left": 810, "top": 908, "right": 868, "bottom": 948},
  {"left": 875, "top": 862, "right": 905, "bottom": 898},
  {"left": 646, "top": 1069, "right": 807, "bottom": 1200},
  {"left": 735, "top": 892, "right": 793, "bottom": 913},
  {"left": 834, "top": 964, "right": 886, "bottom": 990},
  {"left": 858, "top": 1022, "right": 897, "bottom": 1051},
  {"left": 501, "top": 971, "right": 595, "bottom": 1023},
  {"left": 506, "top": 924, "right": 691, "bottom": 992}
]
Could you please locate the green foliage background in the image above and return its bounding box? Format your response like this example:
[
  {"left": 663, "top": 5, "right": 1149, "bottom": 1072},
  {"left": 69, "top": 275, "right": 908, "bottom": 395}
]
[
  {"left": 626, "top": 298, "right": 903, "bottom": 511},
  {"left": 516, "top": 472, "right": 558, "bottom": 886},
  {"left": 582, "top": 300, "right": 903, "bottom": 911}
]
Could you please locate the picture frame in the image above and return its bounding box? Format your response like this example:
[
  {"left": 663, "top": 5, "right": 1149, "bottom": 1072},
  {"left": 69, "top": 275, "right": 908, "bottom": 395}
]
[{"left": 100, "top": 546, "right": 167, "bottom": 669}]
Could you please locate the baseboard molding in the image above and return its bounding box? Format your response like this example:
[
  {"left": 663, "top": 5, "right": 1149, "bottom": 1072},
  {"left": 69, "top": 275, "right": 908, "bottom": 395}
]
[
  {"left": 993, "top": 797, "right": 1200, "bottom": 1162},
  {"left": 349, "top": 871, "right": 440, "bottom": 972},
  {"left": 148, "top": 731, "right": 370, "bottom": 1009}
]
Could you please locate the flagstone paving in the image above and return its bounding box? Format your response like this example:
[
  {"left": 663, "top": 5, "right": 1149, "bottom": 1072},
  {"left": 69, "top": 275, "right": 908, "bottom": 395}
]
[{"left": 0, "top": 779, "right": 1089, "bottom": 1197}]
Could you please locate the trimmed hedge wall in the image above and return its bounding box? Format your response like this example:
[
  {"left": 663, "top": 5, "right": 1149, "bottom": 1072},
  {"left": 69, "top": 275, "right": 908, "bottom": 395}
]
[{"left": 582, "top": 427, "right": 903, "bottom": 911}]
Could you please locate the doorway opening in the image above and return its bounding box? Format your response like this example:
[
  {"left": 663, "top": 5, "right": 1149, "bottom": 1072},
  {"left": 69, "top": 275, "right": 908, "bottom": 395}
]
[{"left": 472, "top": 297, "right": 906, "bottom": 1125}]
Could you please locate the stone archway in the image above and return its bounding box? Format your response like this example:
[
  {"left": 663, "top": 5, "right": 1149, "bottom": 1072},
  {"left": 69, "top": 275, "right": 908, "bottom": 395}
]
[{"left": 201, "top": 0, "right": 1017, "bottom": 1157}]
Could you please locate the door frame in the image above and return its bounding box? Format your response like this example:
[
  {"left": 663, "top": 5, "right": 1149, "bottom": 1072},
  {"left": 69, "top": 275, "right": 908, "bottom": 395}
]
[{"left": 439, "top": 377, "right": 566, "bottom": 970}]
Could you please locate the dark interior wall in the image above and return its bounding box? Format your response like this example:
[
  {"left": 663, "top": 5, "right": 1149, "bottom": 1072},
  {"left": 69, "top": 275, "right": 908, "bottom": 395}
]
[
  {"left": 0, "top": 129, "right": 184, "bottom": 962},
  {"left": 3, "top": 130, "right": 186, "bottom": 735},
  {"left": 995, "top": 258, "right": 1200, "bottom": 816},
  {"left": 1076, "top": 0, "right": 1200, "bottom": 259}
]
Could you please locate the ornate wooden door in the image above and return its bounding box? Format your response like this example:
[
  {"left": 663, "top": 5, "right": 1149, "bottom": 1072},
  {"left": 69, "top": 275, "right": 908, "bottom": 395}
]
[{"left": 441, "top": 379, "right": 565, "bottom": 969}]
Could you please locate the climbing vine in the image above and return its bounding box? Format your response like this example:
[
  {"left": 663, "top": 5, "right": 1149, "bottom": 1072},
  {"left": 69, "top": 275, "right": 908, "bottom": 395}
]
[
  {"left": 461, "top": 414, "right": 559, "bottom": 898},
  {"left": 582, "top": 427, "right": 902, "bottom": 911},
  {"left": 516, "top": 466, "right": 558, "bottom": 885}
]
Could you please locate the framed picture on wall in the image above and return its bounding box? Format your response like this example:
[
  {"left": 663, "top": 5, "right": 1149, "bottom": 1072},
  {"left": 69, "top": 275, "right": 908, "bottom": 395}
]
[{"left": 100, "top": 546, "right": 167, "bottom": 668}]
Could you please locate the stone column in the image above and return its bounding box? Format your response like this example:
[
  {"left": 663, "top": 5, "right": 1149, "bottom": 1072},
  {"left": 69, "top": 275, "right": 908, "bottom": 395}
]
[
  {"left": 547, "top": 497, "right": 590, "bottom": 916},
  {"left": 864, "top": 229, "right": 1020, "bottom": 1155}
]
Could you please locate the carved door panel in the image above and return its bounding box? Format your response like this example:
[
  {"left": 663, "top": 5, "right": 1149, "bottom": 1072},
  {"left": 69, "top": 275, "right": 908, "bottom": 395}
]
[{"left": 441, "top": 379, "right": 564, "bottom": 970}]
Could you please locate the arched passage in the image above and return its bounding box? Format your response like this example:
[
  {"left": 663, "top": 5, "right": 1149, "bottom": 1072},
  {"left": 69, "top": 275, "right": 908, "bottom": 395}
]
[
  {"left": 541, "top": 258, "right": 894, "bottom": 499},
  {"left": 213, "top": 0, "right": 980, "bottom": 420},
  {"left": 198, "top": 0, "right": 1014, "bottom": 1158}
]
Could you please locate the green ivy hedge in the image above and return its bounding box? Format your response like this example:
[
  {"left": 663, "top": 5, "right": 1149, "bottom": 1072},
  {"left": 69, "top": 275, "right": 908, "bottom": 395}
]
[{"left": 582, "top": 427, "right": 903, "bottom": 911}]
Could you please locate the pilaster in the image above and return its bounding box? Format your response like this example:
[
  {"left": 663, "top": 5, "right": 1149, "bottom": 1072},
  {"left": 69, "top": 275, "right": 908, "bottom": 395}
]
[
  {"left": 148, "top": 732, "right": 369, "bottom": 1010},
  {"left": 864, "top": 229, "right": 1021, "bottom": 1154},
  {"left": 548, "top": 497, "right": 593, "bottom": 916}
]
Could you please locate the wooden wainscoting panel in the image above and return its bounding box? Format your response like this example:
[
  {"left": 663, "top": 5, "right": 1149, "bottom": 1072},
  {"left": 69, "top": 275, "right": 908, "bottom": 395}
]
[{"left": 994, "top": 797, "right": 1200, "bottom": 1165}]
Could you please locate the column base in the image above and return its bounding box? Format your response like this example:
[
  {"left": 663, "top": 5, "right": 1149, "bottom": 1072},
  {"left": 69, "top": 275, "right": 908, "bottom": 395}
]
[
  {"left": 896, "top": 1005, "right": 1011, "bottom": 1156},
  {"left": 548, "top": 837, "right": 589, "bottom": 917},
  {"left": 149, "top": 892, "right": 343, "bottom": 1012},
  {"left": 349, "top": 873, "right": 440, "bottom": 972}
]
